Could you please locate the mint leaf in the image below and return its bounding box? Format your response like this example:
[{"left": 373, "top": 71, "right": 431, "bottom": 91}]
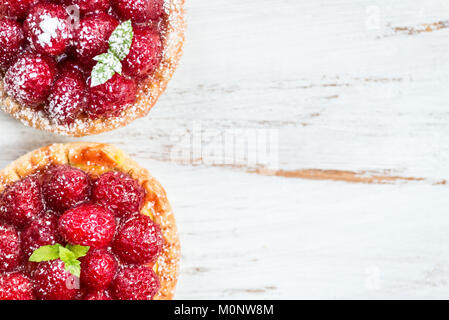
[
  {"left": 60, "top": 245, "right": 89, "bottom": 277},
  {"left": 29, "top": 244, "right": 62, "bottom": 262},
  {"left": 90, "top": 20, "right": 134, "bottom": 87},
  {"left": 64, "top": 260, "right": 81, "bottom": 278},
  {"left": 66, "top": 244, "right": 90, "bottom": 259},
  {"left": 91, "top": 62, "right": 116, "bottom": 87},
  {"left": 109, "top": 20, "right": 133, "bottom": 60},
  {"left": 59, "top": 246, "right": 76, "bottom": 263},
  {"left": 29, "top": 243, "right": 90, "bottom": 278},
  {"left": 94, "top": 52, "right": 122, "bottom": 74}
]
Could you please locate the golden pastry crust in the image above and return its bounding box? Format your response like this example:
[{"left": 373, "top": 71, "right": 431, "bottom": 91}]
[
  {"left": 0, "top": 142, "right": 180, "bottom": 300},
  {"left": 0, "top": 0, "right": 185, "bottom": 137}
]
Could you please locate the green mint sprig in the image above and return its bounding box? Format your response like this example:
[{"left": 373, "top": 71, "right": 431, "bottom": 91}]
[
  {"left": 90, "top": 20, "right": 134, "bottom": 87},
  {"left": 29, "top": 243, "right": 90, "bottom": 277}
]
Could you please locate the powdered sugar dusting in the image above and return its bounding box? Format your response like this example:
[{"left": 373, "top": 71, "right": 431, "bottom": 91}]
[
  {"left": 0, "top": 272, "right": 35, "bottom": 300},
  {"left": 3, "top": 54, "right": 56, "bottom": 107},
  {"left": 24, "top": 3, "right": 71, "bottom": 56},
  {"left": 0, "top": 223, "right": 21, "bottom": 272},
  {"left": 37, "top": 15, "right": 65, "bottom": 47},
  {"left": 0, "top": 19, "right": 24, "bottom": 70}
]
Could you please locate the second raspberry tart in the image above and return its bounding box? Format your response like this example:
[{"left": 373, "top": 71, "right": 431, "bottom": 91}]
[{"left": 0, "top": 142, "right": 180, "bottom": 300}]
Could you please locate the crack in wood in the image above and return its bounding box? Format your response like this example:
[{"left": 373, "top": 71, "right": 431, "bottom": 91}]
[
  {"left": 166, "top": 158, "right": 443, "bottom": 185},
  {"left": 249, "top": 168, "right": 432, "bottom": 184},
  {"left": 390, "top": 20, "right": 449, "bottom": 36}
]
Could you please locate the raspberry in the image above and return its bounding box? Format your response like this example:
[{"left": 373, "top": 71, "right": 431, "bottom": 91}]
[
  {"left": 42, "top": 165, "right": 91, "bottom": 213},
  {"left": 111, "top": 0, "right": 164, "bottom": 23},
  {"left": 0, "top": 175, "right": 43, "bottom": 229},
  {"left": 4, "top": 53, "right": 57, "bottom": 107},
  {"left": 80, "top": 250, "right": 117, "bottom": 290},
  {"left": 0, "top": 0, "right": 40, "bottom": 20},
  {"left": 0, "top": 223, "right": 21, "bottom": 272},
  {"left": 58, "top": 203, "right": 116, "bottom": 249},
  {"left": 122, "top": 26, "right": 162, "bottom": 78},
  {"left": 24, "top": 3, "right": 71, "bottom": 56},
  {"left": 65, "top": 0, "right": 111, "bottom": 15},
  {"left": 83, "top": 289, "right": 113, "bottom": 300},
  {"left": 21, "top": 212, "right": 61, "bottom": 259},
  {"left": 92, "top": 171, "right": 145, "bottom": 217},
  {"left": 74, "top": 12, "right": 118, "bottom": 65},
  {"left": 0, "top": 273, "right": 34, "bottom": 300},
  {"left": 113, "top": 214, "right": 163, "bottom": 264},
  {"left": 46, "top": 69, "right": 87, "bottom": 125},
  {"left": 87, "top": 74, "right": 137, "bottom": 118},
  {"left": 112, "top": 265, "right": 160, "bottom": 300},
  {"left": 0, "top": 18, "right": 24, "bottom": 71},
  {"left": 32, "top": 260, "right": 79, "bottom": 300}
]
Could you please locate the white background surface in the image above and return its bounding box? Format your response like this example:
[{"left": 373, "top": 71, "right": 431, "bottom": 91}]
[{"left": 2, "top": 0, "right": 449, "bottom": 299}]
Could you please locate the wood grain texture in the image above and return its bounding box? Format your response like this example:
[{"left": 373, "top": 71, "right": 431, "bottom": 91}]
[{"left": 0, "top": 0, "right": 449, "bottom": 299}]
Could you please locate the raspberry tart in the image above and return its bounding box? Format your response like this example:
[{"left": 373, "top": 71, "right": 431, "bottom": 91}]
[
  {"left": 0, "top": 143, "right": 179, "bottom": 300},
  {"left": 0, "top": 0, "right": 184, "bottom": 136}
]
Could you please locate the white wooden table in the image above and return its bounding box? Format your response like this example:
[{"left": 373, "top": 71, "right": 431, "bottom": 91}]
[{"left": 2, "top": 0, "right": 449, "bottom": 299}]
